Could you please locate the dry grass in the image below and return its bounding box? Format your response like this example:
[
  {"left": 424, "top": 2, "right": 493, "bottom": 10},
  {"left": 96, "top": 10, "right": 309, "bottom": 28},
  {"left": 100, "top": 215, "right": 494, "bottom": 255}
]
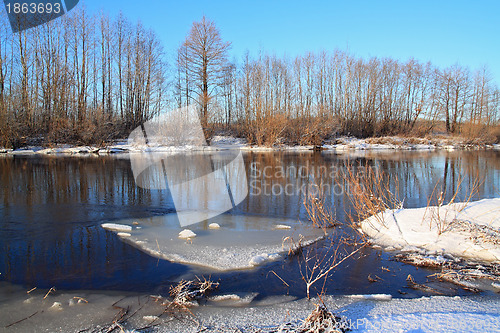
[
  {"left": 406, "top": 274, "right": 443, "bottom": 295},
  {"left": 282, "top": 235, "right": 305, "bottom": 257},
  {"left": 299, "top": 300, "right": 348, "bottom": 333},
  {"left": 302, "top": 189, "right": 340, "bottom": 234},
  {"left": 342, "top": 164, "right": 402, "bottom": 229},
  {"left": 424, "top": 174, "right": 482, "bottom": 235},
  {"left": 262, "top": 299, "right": 348, "bottom": 333},
  {"left": 169, "top": 277, "right": 219, "bottom": 306}
]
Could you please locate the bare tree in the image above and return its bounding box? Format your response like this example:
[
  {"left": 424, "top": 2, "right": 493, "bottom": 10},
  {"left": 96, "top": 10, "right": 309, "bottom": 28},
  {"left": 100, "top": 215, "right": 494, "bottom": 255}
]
[{"left": 179, "top": 16, "right": 231, "bottom": 128}]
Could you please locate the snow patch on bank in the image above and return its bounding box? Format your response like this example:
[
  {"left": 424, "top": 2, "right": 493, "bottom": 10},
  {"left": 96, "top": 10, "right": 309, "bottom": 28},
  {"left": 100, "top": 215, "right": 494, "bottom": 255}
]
[
  {"left": 2, "top": 135, "right": 497, "bottom": 156},
  {"left": 360, "top": 198, "right": 500, "bottom": 263},
  {"left": 163, "top": 293, "right": 500, "bottom": 333}
]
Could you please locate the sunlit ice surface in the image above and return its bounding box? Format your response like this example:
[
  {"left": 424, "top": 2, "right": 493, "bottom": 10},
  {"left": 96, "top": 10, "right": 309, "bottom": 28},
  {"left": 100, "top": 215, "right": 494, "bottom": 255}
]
[{"left": 102, "top": 213, "right": 325, "bottom": 271}]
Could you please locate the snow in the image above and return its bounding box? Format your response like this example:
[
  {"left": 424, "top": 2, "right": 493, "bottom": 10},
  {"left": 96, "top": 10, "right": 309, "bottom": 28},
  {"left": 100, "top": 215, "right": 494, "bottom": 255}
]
[
  {"left": 273, "top": 224, "right": 291, "bottom": 229},
  {"left": 210, "top": 294, "right": 242, "bottom": 301},
  {"left": 210, "top": 135, "right": 247, "bottom": 147},
  {"left": 360, "top": 198, "right": 500, "bottom": 263},
  {"left": 348, "top": 294, "right": 393, "bottom": 301},
  {"left": 101, "top": 223, "right": 132, "bottom": 232},
  {"left": 162, "top": 294, "right": 500, "bottom": 333},
  {"left": 208, "top": 223, "right": 221, "bottom": 229},
  {"left": 178, "top": 229, "right": 197, "bottom": 239},
  {"left": 249, "top": 253, "right": 281, "bottom": 266},
  {"left": 1, "top": 135, "right": 496, "bottom": 157},
  {"left": 207, "top": 293, "right": 258, "bottom": 306},
  {"left": 49, "top": 302, "right": 63, "bottom": 311},
  {"left": 342, "top": 295, "right": 500, "bottom": 333}
]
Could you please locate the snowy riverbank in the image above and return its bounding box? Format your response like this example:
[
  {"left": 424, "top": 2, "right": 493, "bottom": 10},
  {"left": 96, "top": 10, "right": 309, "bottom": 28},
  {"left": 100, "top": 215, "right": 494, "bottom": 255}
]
[
  {"left": 1, "top": 135, "right": 499, "bottom": 156},
  {"left": 360, "top": 198, "right": 500, "bottom": 263},
  {"left": 359, "top": 198, "right": 500, "bottom": 291}
]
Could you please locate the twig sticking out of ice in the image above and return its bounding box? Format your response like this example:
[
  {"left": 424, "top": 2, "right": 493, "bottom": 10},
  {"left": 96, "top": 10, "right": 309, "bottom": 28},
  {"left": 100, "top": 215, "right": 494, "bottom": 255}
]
[
  {"left": 101, "top": 223, "right": 132, "bottom": 232},
  {"left": 208, "top": 223, "right": 221, "bottom": 229},
  {"left": 179, "top": 229, "right": 197, "bottom": 239}
]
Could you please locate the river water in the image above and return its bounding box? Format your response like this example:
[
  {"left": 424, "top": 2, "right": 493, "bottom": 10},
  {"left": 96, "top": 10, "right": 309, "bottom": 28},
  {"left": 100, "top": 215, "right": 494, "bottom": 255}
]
[{"left": 0, "top": 150, "right": 499, "bottom": 299}]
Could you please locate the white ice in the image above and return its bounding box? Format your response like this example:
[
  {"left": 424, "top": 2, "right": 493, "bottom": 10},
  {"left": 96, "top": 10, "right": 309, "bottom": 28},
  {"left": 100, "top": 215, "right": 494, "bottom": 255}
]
[{"left": 101, "top": 214, "right": 325, "bottom": 270}]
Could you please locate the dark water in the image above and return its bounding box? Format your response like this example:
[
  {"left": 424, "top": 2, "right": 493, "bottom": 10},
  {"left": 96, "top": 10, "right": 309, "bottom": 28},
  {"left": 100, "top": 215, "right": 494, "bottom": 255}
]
[{"left": 0, "top": 150, "right": 499, "bottom": 299}]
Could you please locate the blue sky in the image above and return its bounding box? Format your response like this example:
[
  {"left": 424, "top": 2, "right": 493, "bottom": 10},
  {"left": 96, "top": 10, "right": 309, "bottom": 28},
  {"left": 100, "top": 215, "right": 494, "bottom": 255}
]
[{"left": 85, "top": 1, "right": 498, "bottom": 82}]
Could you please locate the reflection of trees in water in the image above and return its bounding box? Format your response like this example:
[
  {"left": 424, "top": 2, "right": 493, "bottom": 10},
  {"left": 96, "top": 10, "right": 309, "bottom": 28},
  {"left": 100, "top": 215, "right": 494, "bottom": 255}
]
[
  {"left": 0, "top": 156, "right": 178, "bottom": 288},
  {"left": 1, "top": 223, "right": 181, "bottom": 289},
  {"left": 0, "top": 157, "right": 166, "bottom": 207},
  {"left": 242, "top": 151, "right": 500, "bottom": 220},
  {"left": 0, "top": 151, "right": 498, "bottom": 289}
]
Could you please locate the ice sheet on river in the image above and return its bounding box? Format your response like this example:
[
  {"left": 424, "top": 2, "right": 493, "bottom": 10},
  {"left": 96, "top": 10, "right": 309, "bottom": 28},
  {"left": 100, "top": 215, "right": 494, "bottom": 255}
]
[{"left": 101, "top": 214, "right": 325, "bottom": 270}]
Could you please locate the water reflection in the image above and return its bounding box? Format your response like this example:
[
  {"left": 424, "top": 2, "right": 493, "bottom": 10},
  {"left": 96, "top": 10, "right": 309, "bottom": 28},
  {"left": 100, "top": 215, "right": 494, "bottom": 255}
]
[
  {"left": 241, "top": 150, "right": 500, "bottom": 221},
  {"left": 0, "top": 150, "right": 499, "bottom": 295}
]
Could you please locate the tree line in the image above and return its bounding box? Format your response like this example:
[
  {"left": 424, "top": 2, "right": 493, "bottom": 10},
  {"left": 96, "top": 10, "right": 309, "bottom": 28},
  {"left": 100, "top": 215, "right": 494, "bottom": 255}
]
[
  {"left": 0, "top": 10, "right": 499, "bottom": 148},
  {"left": 175, "top": 17, "right": 499, "bottom": 145},
  {"left": 0, "top": 8, "right": 167, "bottom": 147}
]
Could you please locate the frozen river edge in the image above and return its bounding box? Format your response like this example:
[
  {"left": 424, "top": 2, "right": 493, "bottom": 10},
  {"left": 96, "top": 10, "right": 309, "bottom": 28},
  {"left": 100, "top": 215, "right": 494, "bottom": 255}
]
[{"left": 1, "top": 282, "right": 499, "bottom": 332}]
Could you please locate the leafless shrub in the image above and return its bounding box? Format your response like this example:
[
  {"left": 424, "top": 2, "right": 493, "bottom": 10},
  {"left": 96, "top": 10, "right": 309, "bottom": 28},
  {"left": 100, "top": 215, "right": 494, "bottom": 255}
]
[
  {"left": 252, "top": 113, "right": 289, "bottom": 146},
  {"left": 299, "top": 238, "right": 364, "bottom": 299},
  {"left": 342, "top": 164, "right": 402, "bottom": 229}
]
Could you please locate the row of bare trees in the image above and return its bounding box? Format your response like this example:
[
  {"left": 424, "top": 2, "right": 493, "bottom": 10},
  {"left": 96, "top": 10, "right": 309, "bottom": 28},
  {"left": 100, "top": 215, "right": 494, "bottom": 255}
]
[
  {"left": 176, "top": 18, "right": 499, "bottom": 145},
  {"left": 0, "top": 13, "right": 498, "bottom": 148},
  {"left": 0, "top": 8, "right": 167, "bottom": 147}
]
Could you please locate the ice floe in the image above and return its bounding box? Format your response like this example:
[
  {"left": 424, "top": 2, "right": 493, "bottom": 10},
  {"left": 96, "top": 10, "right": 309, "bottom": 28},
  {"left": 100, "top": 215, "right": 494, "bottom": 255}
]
[
  {"left": 178, "top": 229, "right": 197, "bottom": 239},
  {"left": 102, "top": 213, "right": 325, "bottom": 270},
  {"left": 101, "top": 223, "right": 132, "bottom": 232}
]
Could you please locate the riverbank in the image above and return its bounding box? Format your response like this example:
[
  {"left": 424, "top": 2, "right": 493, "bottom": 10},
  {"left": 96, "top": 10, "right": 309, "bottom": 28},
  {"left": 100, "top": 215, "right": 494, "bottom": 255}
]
[
  {"left": 360, "top": 198, "right": 500, "bottom": 291},
  {"left": 1, "top": 281, "right": 499, "bottom": 332},
  {"left": 1, "top": 135, "right": 499, "bottom": 156}
]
